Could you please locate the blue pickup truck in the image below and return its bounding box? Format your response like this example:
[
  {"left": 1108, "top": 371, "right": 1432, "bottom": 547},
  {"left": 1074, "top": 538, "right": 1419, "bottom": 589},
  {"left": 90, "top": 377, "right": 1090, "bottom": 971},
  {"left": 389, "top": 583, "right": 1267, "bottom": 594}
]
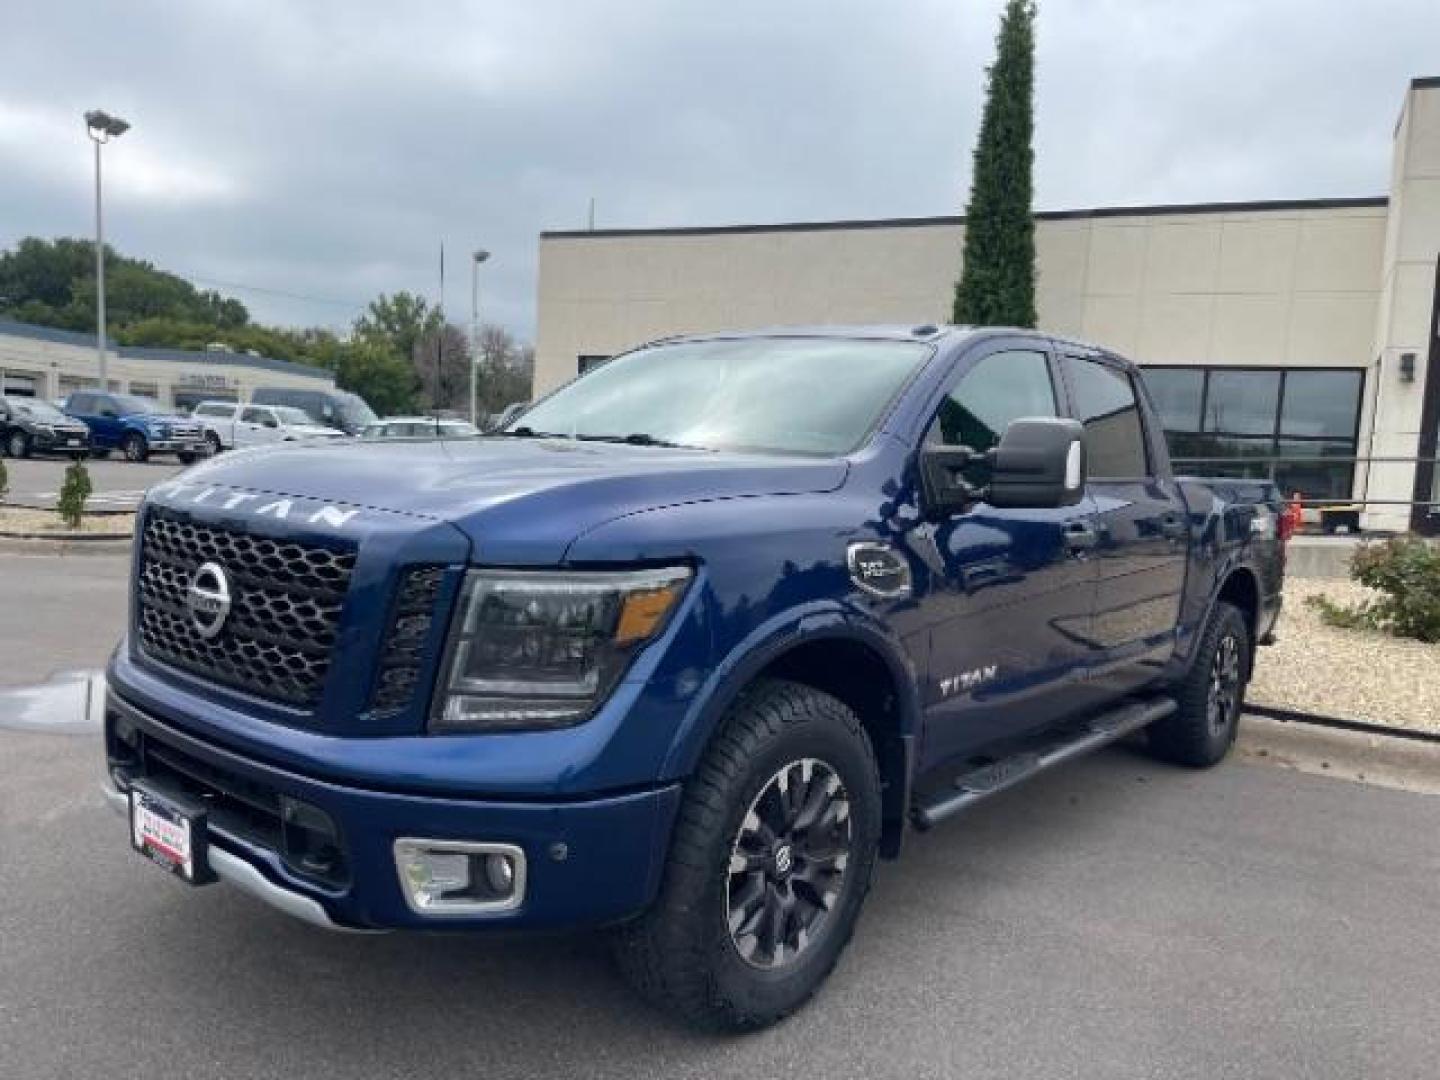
[
  {"left": 64, "top": 390, "right": 208, "bottom": 464},
  {"left": 103, "top": 326, "right": 1285, "bottom": 1030}
]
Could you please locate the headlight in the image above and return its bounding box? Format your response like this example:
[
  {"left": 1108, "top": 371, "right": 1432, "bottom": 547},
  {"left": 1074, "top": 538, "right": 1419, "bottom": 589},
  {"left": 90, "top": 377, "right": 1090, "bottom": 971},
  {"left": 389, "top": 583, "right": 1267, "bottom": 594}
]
[
  {"left": 36, "top": 424, "right": 55, "bottom": 436},
  {"left": 431, "top": 566, "right": 692, "bottom": 733}
]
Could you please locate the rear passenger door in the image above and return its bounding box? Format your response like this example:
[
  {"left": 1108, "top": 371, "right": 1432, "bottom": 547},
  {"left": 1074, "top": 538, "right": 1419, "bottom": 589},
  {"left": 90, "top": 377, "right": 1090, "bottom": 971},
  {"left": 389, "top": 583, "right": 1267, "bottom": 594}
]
[{"left": 1061, "top": 353, "right": 1188, "bottom": 696}]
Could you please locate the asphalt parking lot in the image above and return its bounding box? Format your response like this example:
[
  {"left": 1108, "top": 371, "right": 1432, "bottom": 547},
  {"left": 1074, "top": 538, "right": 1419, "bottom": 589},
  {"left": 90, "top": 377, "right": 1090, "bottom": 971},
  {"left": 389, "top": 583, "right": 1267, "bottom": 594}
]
[
  {"left": 1, "top": 553, "right": 1438, "bottom": 1078},
  {"left": 1, "top": 454, "right": 186, "bottom": 511}
]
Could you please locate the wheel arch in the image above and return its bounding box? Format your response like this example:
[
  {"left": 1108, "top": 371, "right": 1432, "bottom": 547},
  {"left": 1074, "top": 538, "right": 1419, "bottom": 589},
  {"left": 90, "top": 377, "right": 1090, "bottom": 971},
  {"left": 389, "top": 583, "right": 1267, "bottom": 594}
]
[{"left": 665, "top": 609, "right": 921, "bottom": 859}]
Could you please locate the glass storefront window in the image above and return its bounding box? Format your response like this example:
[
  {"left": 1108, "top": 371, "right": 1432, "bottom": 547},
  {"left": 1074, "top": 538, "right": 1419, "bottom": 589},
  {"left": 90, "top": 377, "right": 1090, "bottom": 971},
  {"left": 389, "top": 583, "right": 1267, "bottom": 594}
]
[
  {"left": 1279, "top": 371, "right": 1363, "bottom": 439},
  {"left": 1140, "top": 366, "right": 1364, "bottom": 501},
  {"left": 1141, "top": 368, "right": 1203, "bottom": 434},
  {"left": 1205, "top": 370, "right": 1281, "bottom": 435}
]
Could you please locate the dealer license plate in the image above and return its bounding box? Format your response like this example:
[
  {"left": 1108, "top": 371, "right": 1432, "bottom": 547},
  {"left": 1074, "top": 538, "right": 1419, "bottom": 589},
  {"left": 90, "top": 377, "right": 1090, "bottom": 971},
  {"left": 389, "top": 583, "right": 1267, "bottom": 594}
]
[{"left": 130, "top": 785, "right": 206, "bottom": 883}]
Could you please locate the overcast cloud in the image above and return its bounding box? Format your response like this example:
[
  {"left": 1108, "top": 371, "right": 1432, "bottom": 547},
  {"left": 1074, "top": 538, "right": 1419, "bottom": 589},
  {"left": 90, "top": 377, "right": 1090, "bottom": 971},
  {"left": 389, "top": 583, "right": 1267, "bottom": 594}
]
[{"left": 2, "top": 0, "right": 1437, "bottom": 340}]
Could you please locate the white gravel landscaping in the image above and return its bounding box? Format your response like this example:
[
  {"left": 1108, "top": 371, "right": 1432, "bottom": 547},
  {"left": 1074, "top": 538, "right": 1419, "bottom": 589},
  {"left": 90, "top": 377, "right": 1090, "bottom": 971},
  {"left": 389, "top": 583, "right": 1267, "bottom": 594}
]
[{"left": 1248, "top": 578, "right": 1440, "bottom": 733}]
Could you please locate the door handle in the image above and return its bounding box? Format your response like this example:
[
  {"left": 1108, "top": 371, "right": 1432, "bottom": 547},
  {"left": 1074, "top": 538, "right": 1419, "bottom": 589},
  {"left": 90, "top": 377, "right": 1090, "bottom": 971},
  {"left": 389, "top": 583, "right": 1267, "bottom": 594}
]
[{"left": 1064, "top": 520, "right": 1099, "bottom": 556}]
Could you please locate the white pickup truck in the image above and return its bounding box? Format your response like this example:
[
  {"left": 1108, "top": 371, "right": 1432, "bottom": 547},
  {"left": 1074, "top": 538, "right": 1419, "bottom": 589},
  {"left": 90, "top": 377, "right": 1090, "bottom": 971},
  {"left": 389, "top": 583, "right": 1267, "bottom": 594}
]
[{"left": 191, "top": 401, "right": 348, "bottom": 454}]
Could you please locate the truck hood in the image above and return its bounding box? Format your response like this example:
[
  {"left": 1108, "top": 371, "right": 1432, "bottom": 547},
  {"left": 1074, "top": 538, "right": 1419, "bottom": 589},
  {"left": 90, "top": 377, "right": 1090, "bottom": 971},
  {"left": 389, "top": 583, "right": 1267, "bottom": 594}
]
[
  {"left": 164, "top": 436, "right": 848, "bottom": 563},
  {"left": 124, "top": 412, "right": 193, "bottom": 425}
]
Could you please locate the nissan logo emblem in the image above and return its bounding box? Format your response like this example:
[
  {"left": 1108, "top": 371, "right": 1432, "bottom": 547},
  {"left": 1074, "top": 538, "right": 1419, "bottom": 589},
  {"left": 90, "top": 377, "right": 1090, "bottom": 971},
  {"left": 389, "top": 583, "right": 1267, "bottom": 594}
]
[{"left": 186, "top": 561, "right": 232, "bottom": 640}]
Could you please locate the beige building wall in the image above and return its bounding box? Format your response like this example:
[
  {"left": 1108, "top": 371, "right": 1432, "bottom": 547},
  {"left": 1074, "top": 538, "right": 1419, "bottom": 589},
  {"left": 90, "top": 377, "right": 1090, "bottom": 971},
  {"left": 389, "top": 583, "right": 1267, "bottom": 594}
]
[
  {"left": 533, "top": 77, "right": 1440, "bottom": 533},
  {"left": 534, "top": 204, "right": 1386, "bottom": 396}
]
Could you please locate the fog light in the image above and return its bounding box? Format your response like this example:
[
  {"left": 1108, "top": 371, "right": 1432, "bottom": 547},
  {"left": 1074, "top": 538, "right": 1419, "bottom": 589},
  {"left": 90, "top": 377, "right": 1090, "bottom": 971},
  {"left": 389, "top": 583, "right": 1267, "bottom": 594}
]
[
  {"left": 393, "top": 839, "right": 526, "bottom": 915},
  {"left": 484, "top": 852, "right": 515, "bottom": 894}
]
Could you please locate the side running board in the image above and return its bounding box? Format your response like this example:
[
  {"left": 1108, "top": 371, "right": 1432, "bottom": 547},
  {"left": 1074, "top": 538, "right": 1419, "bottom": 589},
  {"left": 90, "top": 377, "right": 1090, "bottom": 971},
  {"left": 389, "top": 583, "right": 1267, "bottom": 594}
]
[{"left": 911, "top": 696, "right": 1177, "bottom": 831}]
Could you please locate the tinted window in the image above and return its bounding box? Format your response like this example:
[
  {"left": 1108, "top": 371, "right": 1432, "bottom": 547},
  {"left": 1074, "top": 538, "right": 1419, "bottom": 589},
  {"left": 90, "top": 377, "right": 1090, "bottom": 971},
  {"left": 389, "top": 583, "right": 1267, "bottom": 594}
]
[
  {"left": 1205, "top": 370, "right": 1280, "bottom": 435},
  {"left": 1141, "top": 368, "right": 1203, "bottom": 433},
  {"left": 241, "top": 407, "right": 271, "bottom": 424},
  {"left": 1068, "top": 357, "right": 1149, "bottom": 478},
  {"left": 194, "top": 403, "right": 230, "bottom": 418},
  {"left": 927, "top": 349, "right": 1056, "bottom": 453},
  {"left": 1279, "top": 371, "right": 1362, "bottom": 438},
  {"left": 68, "top": 393, "right": 94, "bottom": 413},
  {"left": 517, "top": 337, "right": 933, "bottom": 456}
]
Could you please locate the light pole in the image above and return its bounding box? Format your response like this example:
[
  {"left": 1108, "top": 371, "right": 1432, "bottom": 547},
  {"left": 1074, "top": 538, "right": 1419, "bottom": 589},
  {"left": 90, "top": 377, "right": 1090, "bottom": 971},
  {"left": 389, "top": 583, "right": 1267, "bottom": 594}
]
[
  {"left": 470, "top": 249, "right": 490, "bottom": 427},
  {"left": 84, "top": 109, "right": 130, "bottom": 392}
]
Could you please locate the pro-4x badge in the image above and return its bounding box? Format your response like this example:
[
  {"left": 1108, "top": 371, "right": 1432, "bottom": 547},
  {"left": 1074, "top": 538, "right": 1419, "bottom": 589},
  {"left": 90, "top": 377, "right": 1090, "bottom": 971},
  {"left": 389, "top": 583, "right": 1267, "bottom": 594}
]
[{"left": 846, "top": 541, "right": 913, "bottom": 600}]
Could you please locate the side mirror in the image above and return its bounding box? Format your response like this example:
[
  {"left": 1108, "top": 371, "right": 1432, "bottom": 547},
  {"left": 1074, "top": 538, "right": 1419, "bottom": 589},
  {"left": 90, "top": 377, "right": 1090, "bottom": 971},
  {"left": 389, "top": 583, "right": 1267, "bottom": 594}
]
[
  {"left": 920, "top": 417, "right": 1086, "bottom": 516},
  {"left": 988, "top": 418, "right": 1086, "bottom": 509}
]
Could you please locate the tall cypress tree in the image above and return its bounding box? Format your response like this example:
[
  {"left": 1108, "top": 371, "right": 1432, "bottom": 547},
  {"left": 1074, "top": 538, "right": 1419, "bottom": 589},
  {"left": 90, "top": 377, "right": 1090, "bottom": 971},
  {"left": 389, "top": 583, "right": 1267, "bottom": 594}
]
[{"left": 952, "top": 0, "right": 1037, "bottom": 328}]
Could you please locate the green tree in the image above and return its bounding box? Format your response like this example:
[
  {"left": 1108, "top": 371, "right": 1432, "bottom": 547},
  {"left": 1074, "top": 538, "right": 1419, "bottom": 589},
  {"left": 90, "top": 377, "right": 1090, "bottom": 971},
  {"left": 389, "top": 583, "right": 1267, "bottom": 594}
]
[
  {"left": 952, "top": 0, "right": 1038, "bottom": 328},
  {"left": 57, "top": 459, "right": 92, "bottom": 529},
  {"left": 354, "top": 292, "right": 442, "bottom": 369},
  {"left": 0, "top": 237, "right": 251, "bottom": 332}
]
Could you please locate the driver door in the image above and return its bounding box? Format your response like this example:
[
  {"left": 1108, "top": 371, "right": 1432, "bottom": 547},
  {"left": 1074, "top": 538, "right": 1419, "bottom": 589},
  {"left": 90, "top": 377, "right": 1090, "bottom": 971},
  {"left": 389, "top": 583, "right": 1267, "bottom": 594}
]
[
  {"left": 915, "top": 342, "right": 1100, "bottom": 771},
  {"left": 240, "top": 406, "right": 279, "bottom": 446}
]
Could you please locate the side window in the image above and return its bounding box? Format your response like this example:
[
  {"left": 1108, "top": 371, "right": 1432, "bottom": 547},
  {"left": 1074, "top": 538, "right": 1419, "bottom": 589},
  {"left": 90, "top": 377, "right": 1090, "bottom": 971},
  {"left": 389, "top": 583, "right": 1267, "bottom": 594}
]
[
  {"left": 926, "top": 349, "right": 1057, "bottom": 452},
  {"left": 1066, "top": 357, "right": 1149, "bottom": 478},
  {"left": 241, "top": 407, "right": 269, "bottom": 424},
  {"left": 69, "top": 393, "right": 93, "bottom": 414}
]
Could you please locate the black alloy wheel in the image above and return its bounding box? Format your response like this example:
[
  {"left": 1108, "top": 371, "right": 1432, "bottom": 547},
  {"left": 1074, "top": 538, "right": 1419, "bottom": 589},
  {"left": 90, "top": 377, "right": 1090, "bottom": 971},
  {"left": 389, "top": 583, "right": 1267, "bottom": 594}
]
[{"left": 726, "top": 757, "right": 852, "bottom": 970}]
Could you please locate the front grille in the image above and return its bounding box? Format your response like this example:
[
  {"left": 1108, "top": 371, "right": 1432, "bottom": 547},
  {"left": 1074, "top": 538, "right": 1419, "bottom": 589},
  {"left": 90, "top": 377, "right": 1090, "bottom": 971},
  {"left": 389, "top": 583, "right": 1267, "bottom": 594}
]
[
  {"left": 137, "top": 509, "right": 356, "bottom": 708},
  {"left": 370, "top": 566, "right": 445, "bottom": 712}
]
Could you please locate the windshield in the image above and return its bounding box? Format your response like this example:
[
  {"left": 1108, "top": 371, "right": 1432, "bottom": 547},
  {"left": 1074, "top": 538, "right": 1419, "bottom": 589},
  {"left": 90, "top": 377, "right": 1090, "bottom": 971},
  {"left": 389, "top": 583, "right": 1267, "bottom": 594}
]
[
  {"left": 114, "top": 394, "right": 162, "bottom": 415},
  {"left": 512, "top": 337, "right": 932, "bottom": 455},
  {"left": 336, "top": 392, "right": 377, "bottom": 428},
  {"left": 273, "top": 406, "right": 314, "bottom": 426},
  {"left": 7, "top": 398, "right": 68, "bottom": 421}
]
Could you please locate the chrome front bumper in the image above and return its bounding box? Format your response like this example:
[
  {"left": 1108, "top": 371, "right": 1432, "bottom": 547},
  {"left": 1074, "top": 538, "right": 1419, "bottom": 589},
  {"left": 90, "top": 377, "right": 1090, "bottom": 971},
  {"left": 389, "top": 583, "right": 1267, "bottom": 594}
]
[{"left": 101, "top": 779, "right": 381, "bottom": 934}]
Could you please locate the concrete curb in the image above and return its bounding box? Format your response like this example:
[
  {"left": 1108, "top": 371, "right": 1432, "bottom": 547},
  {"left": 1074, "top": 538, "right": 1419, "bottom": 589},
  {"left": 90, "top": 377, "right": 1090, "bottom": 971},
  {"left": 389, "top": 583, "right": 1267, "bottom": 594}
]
[
  {"left": 1238, "top": 713, "right": 1440, "bottom": 795},
  {"left": 0, "top": 534, "right": 133, "bottom": 556}
]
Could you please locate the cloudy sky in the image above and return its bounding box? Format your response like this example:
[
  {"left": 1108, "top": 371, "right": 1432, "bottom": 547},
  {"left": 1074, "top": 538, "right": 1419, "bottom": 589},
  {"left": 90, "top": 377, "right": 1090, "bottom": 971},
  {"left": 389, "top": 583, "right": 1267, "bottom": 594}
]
[{"left": 2, "top": 0, "right": 1437, "bottom": 341}]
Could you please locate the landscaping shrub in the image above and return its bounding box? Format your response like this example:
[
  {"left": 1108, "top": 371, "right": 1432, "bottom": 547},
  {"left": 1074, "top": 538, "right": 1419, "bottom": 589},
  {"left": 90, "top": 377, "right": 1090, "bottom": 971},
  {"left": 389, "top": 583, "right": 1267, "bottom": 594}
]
[
  {"left": 56, "top": 458, "right": 92, "bottom": 529},
  {"left": 1306, "top": 536, "right": 1440, "bottom": 643}
]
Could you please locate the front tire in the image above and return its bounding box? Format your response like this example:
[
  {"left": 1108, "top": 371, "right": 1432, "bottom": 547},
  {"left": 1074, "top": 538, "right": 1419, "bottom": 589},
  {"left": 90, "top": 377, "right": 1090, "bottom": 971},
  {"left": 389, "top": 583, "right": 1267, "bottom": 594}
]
[
  {"left": 121, "top": 432, "right": 149, "bottom": 463},
  {"left": 613, "top": 678, "right": 881, "bottom": 1032},
  {"left": 177, "top": 451, "right": 199, "bottom": 465},
  {"left": 5, "top": 430, "right": 28, "bottom": 458},
  {"left": 204, "top": 432, "right": 222, "bottom": 456},
  {"left": 1149, "top": 600, "right": 1250, "bottom": 768}
]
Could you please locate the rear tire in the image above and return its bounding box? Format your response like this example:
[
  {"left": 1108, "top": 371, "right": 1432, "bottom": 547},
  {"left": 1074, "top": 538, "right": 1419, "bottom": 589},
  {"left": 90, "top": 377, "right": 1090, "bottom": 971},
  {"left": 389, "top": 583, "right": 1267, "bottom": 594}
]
[
  {"left": 121, "top": 432, "right": 148, "bottom": 463},
  {"left": 613, "top": 678, "right": 881, "bottom": 1032},
  {"left": 204, "top": 432, "right": 222, "bottom": 456},
  {"left": 177, "top": 451, "right": 199, "bottom": 465},
  {"left": 1149, "top": 601, "right": 1250, "bottom": 768},
  {"left": 5, "top": 430, "right": 28, "bottom": 459}
]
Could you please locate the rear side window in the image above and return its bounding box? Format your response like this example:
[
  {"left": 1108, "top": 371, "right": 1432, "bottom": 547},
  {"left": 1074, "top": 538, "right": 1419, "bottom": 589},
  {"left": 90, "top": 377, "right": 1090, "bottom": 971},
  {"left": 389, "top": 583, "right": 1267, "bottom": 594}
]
[
  {"left": 69, "top": 393, "right": 93, "bottom": 413},
  {"left": 195, "top": 403, "right": 229, "bottom": 418},
  {"left": 927, "top": 349, "right": 1057, "bottom": 452},
  {"left": 1066, "top": 357, "right": 1150, "bottom": 478}
]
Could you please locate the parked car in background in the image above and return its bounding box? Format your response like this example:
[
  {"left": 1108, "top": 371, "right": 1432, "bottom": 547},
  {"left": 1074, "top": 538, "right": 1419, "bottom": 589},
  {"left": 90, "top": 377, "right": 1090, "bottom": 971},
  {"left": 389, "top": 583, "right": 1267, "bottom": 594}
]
[
  {"left": 62, "top": 391, "right": 206, "bottom": 463},
  {"left": 360, "top": 416, "right": 482, "bottom": 439},
  {"left": 0, "top": 395, "right": 92, "bottom": 458},
  {"left": 192, "top": 401, "right": 349, "bottom": 454},
  {"left": 250, "top": 387, "right": 377, "bottom": 436}
]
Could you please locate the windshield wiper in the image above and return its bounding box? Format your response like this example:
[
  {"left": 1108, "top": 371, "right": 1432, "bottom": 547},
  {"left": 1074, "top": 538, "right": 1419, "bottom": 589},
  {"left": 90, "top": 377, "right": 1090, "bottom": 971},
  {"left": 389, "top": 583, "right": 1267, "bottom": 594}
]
[
  {"left": 573, "top": 432, "right": 694, "bottom": 449},
  {"left": 498, "top": 426, "right": 564, "bottom": 439}
]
